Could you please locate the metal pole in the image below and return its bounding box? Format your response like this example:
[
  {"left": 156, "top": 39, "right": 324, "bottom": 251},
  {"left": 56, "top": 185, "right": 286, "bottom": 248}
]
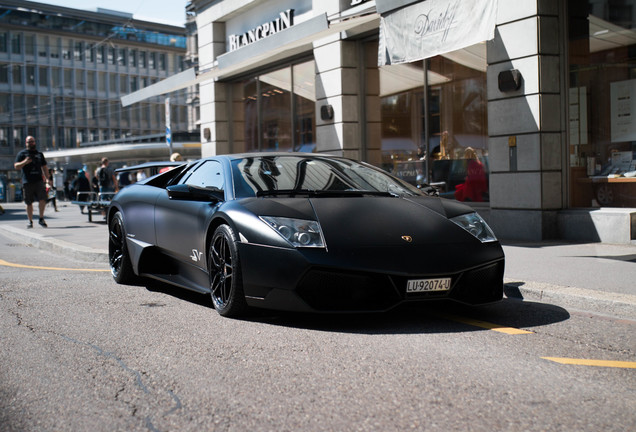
[{"left": 423, "top": 58, "right": 430, "bottom": 184}]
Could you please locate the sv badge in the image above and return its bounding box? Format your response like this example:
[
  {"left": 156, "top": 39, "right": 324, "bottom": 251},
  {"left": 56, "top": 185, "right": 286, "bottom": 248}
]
[
  {"left": 401, "top": 236, "right": 413, "bottom": 243},
  {"left": 190, "top": 249, "right": 203, "bottom": 262}
]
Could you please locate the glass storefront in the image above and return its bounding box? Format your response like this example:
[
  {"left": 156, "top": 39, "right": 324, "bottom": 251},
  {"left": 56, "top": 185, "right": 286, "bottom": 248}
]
[
  {"left": 569, "top": 0, "right": 636, "bottom": 207},
  {"left": 377, "top": 43, "right": 489, "bottom": 202},
  {"left": 234, "top": 60, "right": 316, "bottom": 154}
]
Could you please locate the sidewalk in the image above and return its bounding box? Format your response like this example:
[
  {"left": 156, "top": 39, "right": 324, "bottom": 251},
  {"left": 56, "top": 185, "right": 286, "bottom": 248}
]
[
  {"left": 1, "top": 200, "right": 635, "bottom": 319},
  {"left": 0, "top": 201, "right": 107, "bottom": 262}
]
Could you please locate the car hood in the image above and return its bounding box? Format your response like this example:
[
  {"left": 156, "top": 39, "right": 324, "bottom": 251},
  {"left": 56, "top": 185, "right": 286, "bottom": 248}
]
[{"left": 238, "top": 196, "right": 502, "bottom": 273}]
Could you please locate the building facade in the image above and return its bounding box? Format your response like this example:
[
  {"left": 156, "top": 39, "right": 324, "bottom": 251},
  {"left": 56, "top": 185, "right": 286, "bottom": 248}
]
[
  {"left": 128, "top": 0, "right": 636, "bottom": 243},
  {"left": 0, "top": 0, "right": 193, "bottom": 196}
]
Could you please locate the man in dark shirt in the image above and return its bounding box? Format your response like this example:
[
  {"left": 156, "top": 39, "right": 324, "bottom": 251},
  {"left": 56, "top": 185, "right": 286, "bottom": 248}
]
[{"left": 14, "top": 136, "right": 51, "bottom": 228}]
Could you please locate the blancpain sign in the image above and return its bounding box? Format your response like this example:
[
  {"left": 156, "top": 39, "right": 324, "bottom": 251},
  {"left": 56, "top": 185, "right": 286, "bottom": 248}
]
[{"left": 228, "top": 9, "right": 294, "bottom": 52}]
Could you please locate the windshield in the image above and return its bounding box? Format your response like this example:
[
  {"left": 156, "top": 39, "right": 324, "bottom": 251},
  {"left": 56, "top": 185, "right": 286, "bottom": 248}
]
[{"left": 231, "top": 155, "right": 424, "bottom": 198}]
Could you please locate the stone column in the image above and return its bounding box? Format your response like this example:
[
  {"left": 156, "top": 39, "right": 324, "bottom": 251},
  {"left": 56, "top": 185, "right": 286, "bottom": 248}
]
[
  {"left": 487, "top": 0, "right": 563, "bottom": 241},
  {"left": 314, "top": 37, "right": 362, "bottom": 158},
  {"left": 197, "top": 20, "right": 230, "bottom": 157}
]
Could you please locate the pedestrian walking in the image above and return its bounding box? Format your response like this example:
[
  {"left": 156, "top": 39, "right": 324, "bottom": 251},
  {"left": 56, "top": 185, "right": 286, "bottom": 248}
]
[
  {"left": 14, "top": 135, "right": 51, "bottom": 228},
  {"left": 95, "top": 157, "right": 118, "bottom": 193},
  {"left": 71, "top": 170, "right": 92, "bottom": 214}
]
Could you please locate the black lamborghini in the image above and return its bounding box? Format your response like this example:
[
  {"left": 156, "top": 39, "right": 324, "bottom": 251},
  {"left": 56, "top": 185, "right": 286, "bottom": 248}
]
[{"left": 108, "top": 153, "right": 504, "bottom": 317}]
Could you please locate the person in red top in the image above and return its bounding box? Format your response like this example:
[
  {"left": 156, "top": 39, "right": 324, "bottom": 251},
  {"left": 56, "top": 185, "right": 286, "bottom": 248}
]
[
  {"left": 159, "top": 152, "right": 183, "bottom": 173},
  {"left": 454, "top": 147, "right": 488, "bottom": 202}
]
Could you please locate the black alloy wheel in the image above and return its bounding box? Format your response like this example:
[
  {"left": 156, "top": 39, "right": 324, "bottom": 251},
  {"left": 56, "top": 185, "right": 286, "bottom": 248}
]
[
  {"left": 209, "top": 225, "right": 248, "bottom": 317},
  {"left": 109, "top": 212, "right": 136, "bottom": 284}
]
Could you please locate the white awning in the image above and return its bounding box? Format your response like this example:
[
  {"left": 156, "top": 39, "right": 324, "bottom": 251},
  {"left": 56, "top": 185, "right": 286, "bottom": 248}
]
[
  {"left": 378, "top": 0, "right": 498, "bottom": 66},
  {"left": 121, "top": 12, "right": 380, "bottom": 107}
]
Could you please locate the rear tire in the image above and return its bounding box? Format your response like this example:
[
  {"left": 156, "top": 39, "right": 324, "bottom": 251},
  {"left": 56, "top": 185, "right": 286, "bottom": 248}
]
[
  {"left": 209, "top": 225, "right": 248, "bottom": 317},
  {"left": 109, "top": 212, "right": 137, "bottom": 284}
]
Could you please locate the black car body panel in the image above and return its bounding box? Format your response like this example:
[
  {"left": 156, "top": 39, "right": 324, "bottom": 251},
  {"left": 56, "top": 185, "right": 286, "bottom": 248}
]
[{"left": 108, "top": 153, "right": 505, "bottom": 315}]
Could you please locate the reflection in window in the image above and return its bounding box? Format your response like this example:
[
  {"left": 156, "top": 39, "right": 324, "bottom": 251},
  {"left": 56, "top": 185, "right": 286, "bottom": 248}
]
[
  {"left": 568, "top": 0, "right": 636, "bottom": 208},
  {"left": 261, "top": 67, "right": 292, "bottom": 151},
  {"left": 236, "top": 60, "right": 315, "bottom": 154},
  {"left": 293, "top": 61, "right": 316, "bottom": 152},
  {"left": 378, "top": 47, "right": 489, "bottom": 202}
]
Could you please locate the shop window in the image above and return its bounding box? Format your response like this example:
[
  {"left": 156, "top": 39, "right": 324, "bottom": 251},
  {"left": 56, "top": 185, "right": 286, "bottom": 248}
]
[
  {"left": 293, "top": 61, "right": 316, "bottom": 152},
  {"left": 568, "top": 0, "right": 636, "bottom": 208},
  {"left": 261, "top": 68, "right": 292, "bottom": 152},
  {"left": 378, "top": 48, "right": 488, "bottom": 202},
  {"left": 235, "top": 60, "right": 316, "bottom": 153}
]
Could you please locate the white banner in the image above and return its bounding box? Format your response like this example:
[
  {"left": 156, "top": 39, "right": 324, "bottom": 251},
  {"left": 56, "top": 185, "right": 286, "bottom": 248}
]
[{"left": 379, "top": 0, "right": 498, "bottom": 66}]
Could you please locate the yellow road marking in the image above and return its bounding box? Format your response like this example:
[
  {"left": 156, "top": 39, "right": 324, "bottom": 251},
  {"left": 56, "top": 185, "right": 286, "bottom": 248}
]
[
  {"left": 542, "top": 357, "right": 636, "bottom": 369},
  {"left": 0, "top": 258, "right": 109, "bottom": 272},
  {"left": 439, "top": 313, "right": 534, "bottom": 334}
]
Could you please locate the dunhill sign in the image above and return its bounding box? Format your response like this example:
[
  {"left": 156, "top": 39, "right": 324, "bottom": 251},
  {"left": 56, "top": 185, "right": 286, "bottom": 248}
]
[
  {"left": 379, "top": 0, "right": 497, "bottom": 66},
  {"left": 414, "top": 1, "right": 459, "bottom": 44},
  {"left": 228, "top": 9, "right": 294, "bottom": 52}
]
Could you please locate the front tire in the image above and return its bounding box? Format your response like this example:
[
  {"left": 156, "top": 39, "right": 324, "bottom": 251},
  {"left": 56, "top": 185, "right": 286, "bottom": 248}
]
[
  {"left": 209, "top": 225, "right": 248, "bottom": 317},
  {"left": 109, "top": 211, "right": 137, "bottom": 284}
]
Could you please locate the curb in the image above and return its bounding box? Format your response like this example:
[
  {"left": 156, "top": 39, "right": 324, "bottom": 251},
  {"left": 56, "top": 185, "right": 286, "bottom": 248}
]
[
  {"left": 504, "top": 280, "right": 636, "bottom": 321},
  {"left": 0, "top": 225, "right": 108, "bottom": 263}
]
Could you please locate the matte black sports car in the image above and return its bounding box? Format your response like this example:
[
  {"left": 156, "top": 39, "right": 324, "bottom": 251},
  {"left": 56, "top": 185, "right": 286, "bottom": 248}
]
[{"left": 108, "top": 153, "right": 504, "bottom": 317}]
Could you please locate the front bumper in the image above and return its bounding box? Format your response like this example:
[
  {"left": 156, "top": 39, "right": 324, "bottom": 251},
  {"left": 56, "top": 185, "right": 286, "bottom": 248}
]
[{"left": 237, "top": 242, "right": 505, "bottom": 313}]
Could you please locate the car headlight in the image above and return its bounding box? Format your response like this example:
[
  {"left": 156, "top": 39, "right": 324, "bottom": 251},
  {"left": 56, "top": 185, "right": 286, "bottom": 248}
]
[
  {"left": 260, "top": 216, "right": 326, "bottom": 248},
  {"left": 450, "top": 212, "right": 497, "bottom": 243}
]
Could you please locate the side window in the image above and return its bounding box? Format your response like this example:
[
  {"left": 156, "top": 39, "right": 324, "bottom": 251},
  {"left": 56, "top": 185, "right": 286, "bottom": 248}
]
[{"left": 183, "top": 160, "right": 224, "bottom": 191}]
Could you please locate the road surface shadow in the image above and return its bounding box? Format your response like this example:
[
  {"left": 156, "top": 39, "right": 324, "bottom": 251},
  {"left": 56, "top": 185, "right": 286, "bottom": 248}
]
[{"left": 142, "top": 280, "right": 570, "bottom": 335}]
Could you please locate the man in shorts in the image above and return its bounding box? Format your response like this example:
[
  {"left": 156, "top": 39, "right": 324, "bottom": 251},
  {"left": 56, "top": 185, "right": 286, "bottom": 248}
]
[{"left": 14, "top": 136, "right": 52, "bottom": 228}]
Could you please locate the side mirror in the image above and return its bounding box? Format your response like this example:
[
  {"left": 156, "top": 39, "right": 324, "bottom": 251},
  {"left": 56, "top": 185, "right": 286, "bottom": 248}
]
[{"left": 167, "top": 184, "right": 225, "bottom": 202}]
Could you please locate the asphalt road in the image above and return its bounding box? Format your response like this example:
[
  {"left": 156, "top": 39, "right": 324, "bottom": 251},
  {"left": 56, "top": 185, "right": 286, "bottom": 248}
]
[{"left": 1, "top": 232, "right": 634, "bottom": 431}]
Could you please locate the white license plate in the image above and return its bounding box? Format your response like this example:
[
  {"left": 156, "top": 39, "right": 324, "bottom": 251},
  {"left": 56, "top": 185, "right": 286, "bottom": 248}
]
[{"left": 406, "top": 277, "right": 451, "bottom": 293}]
